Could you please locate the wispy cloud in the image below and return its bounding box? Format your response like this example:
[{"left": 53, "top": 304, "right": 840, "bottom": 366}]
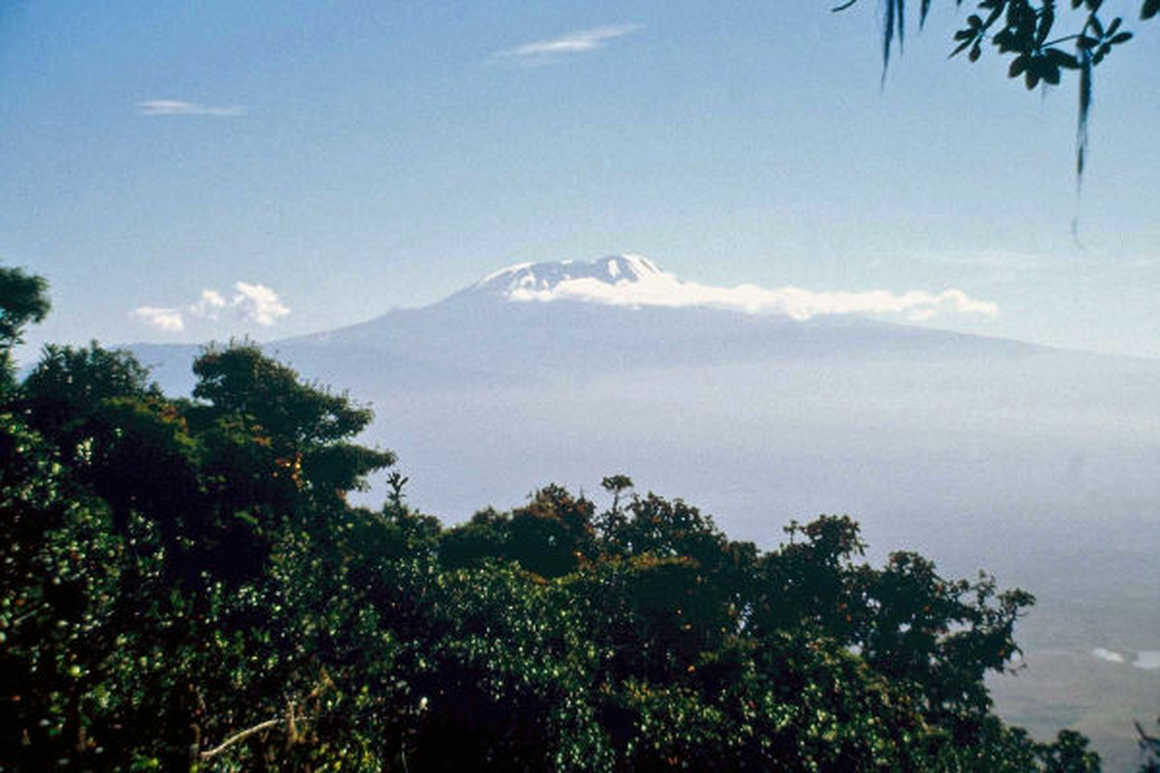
[
  {"left": 138, "top": 100, "right": 245, "bottom": 117},
  {"left": 1092, "top": 647, "right": 1126, "bottom": 664},
  {"left": 131, "top": 306, "right": 185, "bottom": 332},
  {"left": 495, "top": 24, "right": 641, "bottom": 61},
  {"left": 132, "top": 282, "right": 289, "bottom": 333}
]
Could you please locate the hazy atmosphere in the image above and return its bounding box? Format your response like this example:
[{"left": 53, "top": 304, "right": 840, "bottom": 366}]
[{"left": 3, "top": 1, "right": 1158, "bottom": 771}]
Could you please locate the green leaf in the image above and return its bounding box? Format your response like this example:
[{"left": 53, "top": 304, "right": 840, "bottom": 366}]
[
  {"left": 896, "top": 0, "right": 905, "bottom": 50},
  {"left": 1046, "top": 48, "right": 1081, "bottom": 69},
  {"left": 1037, "top": 4, "right": 1055, "bottom": 44},
  {"left": 1145, "top": 0, "right": 1160, "bottom": 20},
  {"left": 882, "top": 0, "right": 896, "bottom": 81},
  {"left": 1077, "top": 50, "right": 1092, "bottom": 179}
]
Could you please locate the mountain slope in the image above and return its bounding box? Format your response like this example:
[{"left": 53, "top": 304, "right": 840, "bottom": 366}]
[{"left": 135, "top": 256, "right": 1033, "bottom": 395}]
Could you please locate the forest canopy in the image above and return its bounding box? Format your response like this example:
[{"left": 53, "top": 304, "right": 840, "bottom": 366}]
[{"left": 1, "top": 268, "right": 1102, "bottom": 770}]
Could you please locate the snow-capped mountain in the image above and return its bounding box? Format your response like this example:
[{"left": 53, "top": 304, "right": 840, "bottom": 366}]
[
  {"left": 454, "top": 254, "right": 666, "bottom": 302},
  {"left": 445, "top": 254, "right": 998, "bottom": 323},
  {"left": 188, "top": 254, "right": 1021, "bottom": 402},
  {"left": 127, "top": 255, "right": 1155, "bottom": 544}
]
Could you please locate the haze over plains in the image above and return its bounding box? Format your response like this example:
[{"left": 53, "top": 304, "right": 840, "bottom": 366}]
[{"left": 4, "top": 1, "right": 1158, "bottom": 769}]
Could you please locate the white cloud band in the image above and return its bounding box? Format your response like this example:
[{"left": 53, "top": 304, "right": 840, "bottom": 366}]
[{"left": 503, "top": 262, "right": 998, "bottom": 322}]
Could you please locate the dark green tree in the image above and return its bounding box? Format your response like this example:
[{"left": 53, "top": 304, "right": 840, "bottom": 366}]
[
  {"left": 0, "top": 277, "right": 1109, "bottom": 770},
  {"left": 0, "top": 266, "right": 50, "bottom": 391}
]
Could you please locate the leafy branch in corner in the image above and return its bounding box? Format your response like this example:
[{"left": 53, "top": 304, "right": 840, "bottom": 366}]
[{"left": 834, "top": 0, "right": 1155, "bottom": 183}]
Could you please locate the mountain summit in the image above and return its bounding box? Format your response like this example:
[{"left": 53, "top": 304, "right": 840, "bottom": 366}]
[
  {"left": 133, "top": 254, "right": 1013, "bottom": 399},
  {"left": 447, "top": 254, "right": 667, "bottom": 305},
  {"left": 444, "top": 254, "right": 998, "bottom": 323}
]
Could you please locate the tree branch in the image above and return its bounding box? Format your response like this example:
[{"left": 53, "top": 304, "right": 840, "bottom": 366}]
[{"left": 199, "top": 716, "right": 314, "bottom": 760}]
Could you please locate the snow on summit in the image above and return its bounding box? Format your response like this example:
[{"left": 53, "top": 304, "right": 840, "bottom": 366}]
[
  {"left": 456, "top": 254, "right": 998, "bottom": 323},
  {"left": 472, "top": 255, "right": 660, "bottom": 295}
]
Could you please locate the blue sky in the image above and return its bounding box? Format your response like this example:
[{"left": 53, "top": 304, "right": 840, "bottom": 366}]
[{"left": 2, "top": 0, "right": 1157, "bottom": 360}]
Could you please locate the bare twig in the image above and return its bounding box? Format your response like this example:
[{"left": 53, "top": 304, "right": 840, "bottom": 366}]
[{"left": 199, "top": 716, "right": 314, "bottom": 760}]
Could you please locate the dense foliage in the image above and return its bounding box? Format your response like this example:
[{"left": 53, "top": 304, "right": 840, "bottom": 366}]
[{"left": 2, "top": 268, "right": 1103, "bottom": 770}]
